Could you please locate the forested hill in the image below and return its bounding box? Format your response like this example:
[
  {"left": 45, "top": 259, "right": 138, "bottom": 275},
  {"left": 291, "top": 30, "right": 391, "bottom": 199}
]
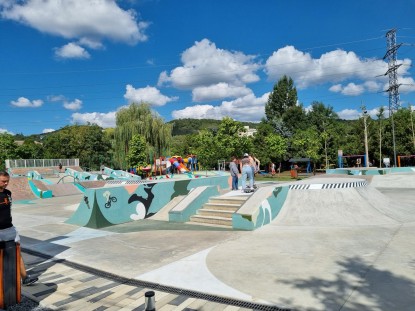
[{"left": 168, "top": 118, "right": 259, "bottom": 136}]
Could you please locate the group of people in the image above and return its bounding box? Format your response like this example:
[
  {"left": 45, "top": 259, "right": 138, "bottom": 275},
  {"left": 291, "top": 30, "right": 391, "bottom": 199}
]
[{"left": 229, "top": 153, "right": 260, "bottom": 192}]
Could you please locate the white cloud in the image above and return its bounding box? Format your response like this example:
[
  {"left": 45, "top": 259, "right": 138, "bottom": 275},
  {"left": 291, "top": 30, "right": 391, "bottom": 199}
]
[
  {"left": 47, "top": 95, "right": 66, "bottom": 102},
  {"left": 337, "top": 109, "right": 360, "bottom": 120},
  {"left": 330, "top": 82, "right": 379, "bottom": 96},
  {"left": 63, "top": 99, "right": 82, "bottom": 110},
  {"left": 363, "top": 80, "right": 382, "bottom": 92},
  {"left": 265, "top": 45, "right": 390, "bottom": 89},
  {"left": 158, "top": 38, "right": 260, "bottom": 89},
  {"left": 341, "top": 83, "right": 365, "bottom": 96},
  {"left": 42, "top": 128, "right": 55, "bottom": 133},
  {"left": 124, "top": 85, "right": 177, "bottom": 106},
  {"left": 337, "top": 107, "right": 386, "bottom": 120},
  {"left": 78, "top": 37, "right": 104, "bottom": 50},
  {"left": 399, "top": 76, "right": 415, "bottom": 93},
  {"left": 55, "top": 42, "right": 90, "bottom": 59},
  {"left": 1, "top": 0, "right": 148, "bottom": 53},
  {"left": 71, "top": 111, "right": 116, "bottom": 128},
  {"left": 192, "top": 83, "right": 252, "bottom": 102},
  {"left": 0, "top": 128, "right": 13, "bottom": 134},
  {"left": 172, "top": 92, "right": 269, "bottom": 122},
  {"left": 329, "top": 84, "right": 342, "bottom": 93},
  {"left": 11, "top": 97, "right": 43, "bottom": 107},
  {"left": 48, "top": 95, "right": 82, "bottom": 110}
]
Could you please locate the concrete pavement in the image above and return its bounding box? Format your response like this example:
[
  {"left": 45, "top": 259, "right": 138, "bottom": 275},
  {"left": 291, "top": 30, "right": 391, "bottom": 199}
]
[{"left": 11, "top": 173, "right": 415, "bottom": 310}]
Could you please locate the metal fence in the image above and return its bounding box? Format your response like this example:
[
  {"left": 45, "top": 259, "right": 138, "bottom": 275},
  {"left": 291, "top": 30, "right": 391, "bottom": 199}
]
[{"left": 5, "top": 159, "right": 79, "bottom": 169}]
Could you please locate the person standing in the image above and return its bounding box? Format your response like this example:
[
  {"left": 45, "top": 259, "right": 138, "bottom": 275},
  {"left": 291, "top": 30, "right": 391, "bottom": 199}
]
[
  {"left": 0, "top": 171, "right": 38, "bottom": 286},
  {"left": 240, "top": 153, "right": 254, "bottom": 192},
  {"left": 248, "top": 154, "right": 260, "bottom": 188},
  {"left": 229, "top": 157, "right": 239, "bottom": 190}
]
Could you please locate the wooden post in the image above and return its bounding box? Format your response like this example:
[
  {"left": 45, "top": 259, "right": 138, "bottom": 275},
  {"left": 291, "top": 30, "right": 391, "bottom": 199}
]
[{"left": 0, "top": 242, "right": 21, "bottom": 308}]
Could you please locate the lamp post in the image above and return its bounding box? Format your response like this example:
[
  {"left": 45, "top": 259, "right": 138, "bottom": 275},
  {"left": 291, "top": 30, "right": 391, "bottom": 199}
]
[
  {"left": 409, "top": 104, "right": 415, "bottom": 150},
  {"left": 362, "top": 107, "right": 370, "bottom": 167}
]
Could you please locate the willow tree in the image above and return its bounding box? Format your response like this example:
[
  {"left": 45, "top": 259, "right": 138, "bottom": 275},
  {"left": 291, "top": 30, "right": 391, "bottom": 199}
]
[{"left": 114, "top": 103, "right": 172, "bottom": 169}]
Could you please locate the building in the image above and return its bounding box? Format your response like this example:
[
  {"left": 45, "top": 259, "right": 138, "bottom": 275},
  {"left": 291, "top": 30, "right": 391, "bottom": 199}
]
[{"left": 239, "top": 126, "right": 257, "bottom": 137}]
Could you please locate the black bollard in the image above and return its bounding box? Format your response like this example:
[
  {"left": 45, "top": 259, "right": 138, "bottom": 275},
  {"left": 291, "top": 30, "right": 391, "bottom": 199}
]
[
  {"left": 0, "top": 241, "right": 21, "bottom": 309},
  {"left": 145, "top": 290, "right": 156, "bottom": 311}
]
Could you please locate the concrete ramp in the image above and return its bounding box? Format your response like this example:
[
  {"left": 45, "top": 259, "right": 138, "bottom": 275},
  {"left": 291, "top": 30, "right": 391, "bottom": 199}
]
[
  {"left": 274, "top": 179, "right": 402, "bottom": 227},
  {"left": 357, "top": 184, "right": 415, "bottom": 222},
  {"left": 78, "top": 180, "right": 106, "bottom": 189},
  {"left": 8, "top": 177, "right": 36, "bottom": 201},
  {"left": 45, "top": 183, "right": 82, "bottom": 197},
  {"left": 371, "top": 173, "right": 415, "bottom": 189}
]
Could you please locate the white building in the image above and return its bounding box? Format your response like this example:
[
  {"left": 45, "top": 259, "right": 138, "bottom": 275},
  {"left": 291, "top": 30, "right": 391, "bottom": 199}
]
[{"left": 239, "top": 126, "right": 257, "bottom": 137}]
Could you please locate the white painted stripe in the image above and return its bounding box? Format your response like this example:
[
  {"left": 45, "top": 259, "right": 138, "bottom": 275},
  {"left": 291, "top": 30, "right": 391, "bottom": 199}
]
[{"left": 290, "top": 181, "right": 368, "bottom": 190}]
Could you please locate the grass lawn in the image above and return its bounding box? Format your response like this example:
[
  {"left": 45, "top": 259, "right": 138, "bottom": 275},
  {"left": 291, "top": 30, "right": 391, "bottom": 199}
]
[{"left": 254, "top": 170, "right": 315, "bottom": 182}]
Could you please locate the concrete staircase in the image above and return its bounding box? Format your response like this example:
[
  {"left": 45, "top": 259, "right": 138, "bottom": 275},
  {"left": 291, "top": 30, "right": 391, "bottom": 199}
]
[{"left": 188, "top": 194, "right": 249, "bottom": 228}]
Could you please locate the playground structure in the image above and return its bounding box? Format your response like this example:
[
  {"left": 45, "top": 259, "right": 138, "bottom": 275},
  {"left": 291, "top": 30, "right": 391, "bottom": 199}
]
[
  {"left": 168, "top": 156, "right": 190, "bottom": 173},
  {"left": 337, "top": 154, "right": 367, "bottom": 168},
  {"left": 397, "top": 155, "right": 415, "bottom": 167},
  {"left": 128, "top": 155, "right": 200, "bottom": 178}
]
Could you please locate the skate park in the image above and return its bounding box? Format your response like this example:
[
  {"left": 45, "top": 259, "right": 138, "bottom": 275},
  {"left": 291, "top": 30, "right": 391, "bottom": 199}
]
[{"left": 4, "top": 162, "right": 415, "bottom": 310}]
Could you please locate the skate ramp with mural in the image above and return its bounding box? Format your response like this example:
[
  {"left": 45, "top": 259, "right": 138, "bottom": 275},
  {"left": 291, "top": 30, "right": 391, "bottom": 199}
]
[{"left": 65, "top": 175, "right": 231, "bottom": 228}]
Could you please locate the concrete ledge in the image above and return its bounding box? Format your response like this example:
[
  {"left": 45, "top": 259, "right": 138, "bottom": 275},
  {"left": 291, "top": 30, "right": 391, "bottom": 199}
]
[
  {"left": 233, "top": 186, "right": 289, "bottom": 230},
  {"left": 28, "top": 179, "right": 52, "bottom": 199}
]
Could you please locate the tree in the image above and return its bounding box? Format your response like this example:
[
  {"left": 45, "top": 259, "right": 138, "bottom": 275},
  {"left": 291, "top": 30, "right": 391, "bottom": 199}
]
[
  {"left": 307, "top": 102, "right": 340, "bottom": 167},
  {"left": 16, "top": 139, "right": 44, "bottom": 159},
  {"left": 389, "top": 108, "right": 415, "bottom": 155},
  {"left": 187, "top": 118, "right": 253, "bottom": 169},
  {"left": 290, "top": 128, "right": 321, "bottom": 160},
  {"left": 126, "top": 134, "right": 148, "bottom": 168},
  {"left": 42, "top": 124, "right": 111, "bottom": 170},
  {"left": 215, "top": 117, "right": 250, "bottom": 160},
  {"left": 169, "top": 135, "right": 192, "bottom": 157},
  {"left": 282, "top": 104, "right": 308, "bottom": 133},
  {"left": 75, "top": 124, "right": 112, "bottom": 170},
  {"left": 265, "top": 75, "right": 298, "bottom": 121},
  {"left": 264, "top": 134, "right": 287, "bottom": 162},
  {"left": 0, "top": 133, "right": 18, "bottom": 170},
  {"left": 375, "top": 106, "right": 386, "bottom": 167},
  {"left": 190, "top": 129, "right": 218, "bottom": 169},
  {"left": 338, "top": 119, "right": 365, "bottom": 165},
  {"left": 114, "top": 103, "right": 172, "bottom": 169},
  {"left": 252, "top": 121, "right": 284, "bottom": 166}
]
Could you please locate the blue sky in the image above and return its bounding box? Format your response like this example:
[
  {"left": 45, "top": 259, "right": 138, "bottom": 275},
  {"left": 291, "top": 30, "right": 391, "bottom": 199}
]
[{"left": 1, "top": 0, "right": 415, "bottom": 136}]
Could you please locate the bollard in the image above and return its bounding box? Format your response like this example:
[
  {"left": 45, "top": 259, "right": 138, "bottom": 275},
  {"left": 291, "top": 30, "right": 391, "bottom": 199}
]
[
  {"left": 145, "top": 290, "right": 156, "bottom": 311},
  {"left": 0, "top": 241, "right": 21, "bottom": 309}
]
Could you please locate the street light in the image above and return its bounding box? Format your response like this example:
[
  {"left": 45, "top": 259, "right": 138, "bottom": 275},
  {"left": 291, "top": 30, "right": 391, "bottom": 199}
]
[
  {"left": 409, "top": 104, "right": 415, "bottom": 150},
  {"left": 362, "top": 106, "right": 370, "bottom": 167}
]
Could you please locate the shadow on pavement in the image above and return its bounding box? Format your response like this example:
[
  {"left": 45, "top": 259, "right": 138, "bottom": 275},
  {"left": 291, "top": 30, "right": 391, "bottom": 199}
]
[{"left": 279, "top": 256, "right": 415, "bottom": 311}]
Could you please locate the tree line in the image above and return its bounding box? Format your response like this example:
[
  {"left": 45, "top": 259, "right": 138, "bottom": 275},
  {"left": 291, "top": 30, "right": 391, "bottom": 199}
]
[{"left": 2, "top": 76, "right": 415, "bottom": 172}]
